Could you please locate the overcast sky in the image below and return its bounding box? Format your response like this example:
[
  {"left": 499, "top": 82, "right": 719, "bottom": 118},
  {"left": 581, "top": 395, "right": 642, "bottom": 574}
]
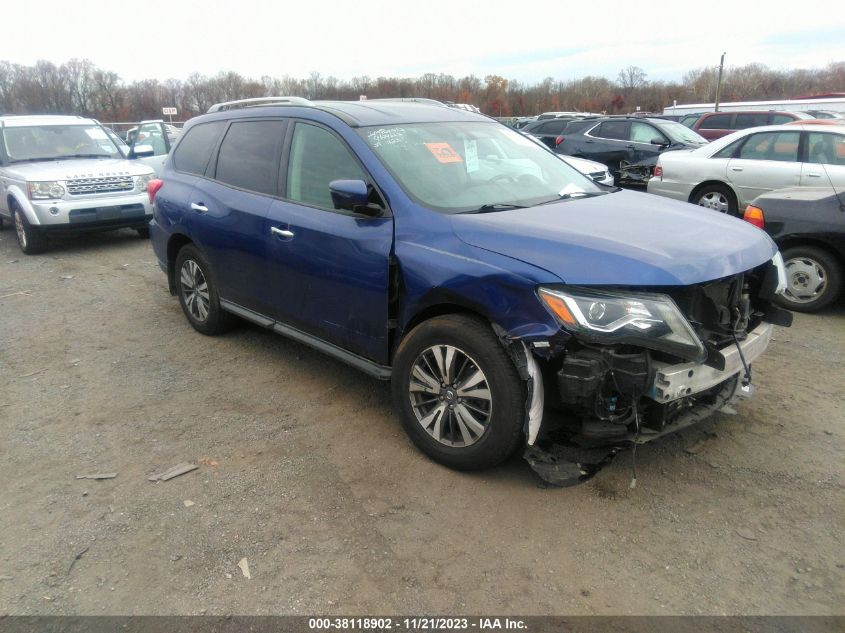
[{"left": 4, "top": 0, "right": 844, "bottom": 84}]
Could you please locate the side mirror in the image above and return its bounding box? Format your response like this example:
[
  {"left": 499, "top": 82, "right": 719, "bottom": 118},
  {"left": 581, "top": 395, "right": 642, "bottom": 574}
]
[
  {"left": 651, "top": 138, "right": 669, "bottom": 146},
  {"left": 130, "top": 144, "right": 155, "bottom": 158},
  {"left": 329, "top": 179, "right": 382, "bottom": 217}
]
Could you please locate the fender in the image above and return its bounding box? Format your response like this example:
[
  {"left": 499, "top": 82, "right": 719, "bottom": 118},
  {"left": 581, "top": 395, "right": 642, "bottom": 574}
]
[{"left": 5, "top": 185, "right": 40, "bottom": 225}]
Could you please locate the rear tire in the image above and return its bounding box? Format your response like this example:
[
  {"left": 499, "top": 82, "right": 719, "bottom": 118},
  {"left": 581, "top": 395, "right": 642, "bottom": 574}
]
[
  {"left": 776, "top": 246, "right": 843, "bottom": 313},
  {"left": 692, "top": 183, "right": 738, "bottom": 216},
  {"left": 174, "top": 244, "right": 234, "bottom": 335},
  {"left": 391, "top": 314, "right": 526, "bottom": 471},
  {"left": 136, "top": 226, "right": 150, "bottom": 238},
  {"left": 11, "top": 205, "right": 48, "bottom": 255}
]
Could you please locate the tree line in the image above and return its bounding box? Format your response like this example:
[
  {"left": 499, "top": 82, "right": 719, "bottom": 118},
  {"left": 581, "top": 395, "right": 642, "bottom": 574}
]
[{"left": 1, "top": 59, "right": 843, "bottom": 124}]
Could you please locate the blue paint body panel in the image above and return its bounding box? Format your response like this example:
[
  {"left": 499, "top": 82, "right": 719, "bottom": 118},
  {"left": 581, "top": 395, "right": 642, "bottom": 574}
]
[{"left": 150, "top": 101, "right": 777, "bottom": 367}]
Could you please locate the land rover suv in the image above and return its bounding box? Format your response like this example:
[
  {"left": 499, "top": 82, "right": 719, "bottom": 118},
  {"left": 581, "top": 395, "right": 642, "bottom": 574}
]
[
  {"left": 0, "top": 115, "right": 156, "bottom": 254},
  {"left": 148, "top": 97, "right": 791, "bottom": 485}
]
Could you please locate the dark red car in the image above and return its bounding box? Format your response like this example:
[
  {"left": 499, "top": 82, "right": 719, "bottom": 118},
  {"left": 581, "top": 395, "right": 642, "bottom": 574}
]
[{"left": 692, "top": 110, "right": 814, "bottom": 140}]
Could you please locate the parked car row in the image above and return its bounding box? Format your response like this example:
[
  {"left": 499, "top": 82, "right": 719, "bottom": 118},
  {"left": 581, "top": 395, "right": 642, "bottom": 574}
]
[
  {"left": 18, "top": 98, "right": 845, "bottom": 485},
  {"left": 647, "top": 123, "right": 845, "bottom": 214},
  {"left": 553, "top": 116, "right": 709, "bottom": 185}
]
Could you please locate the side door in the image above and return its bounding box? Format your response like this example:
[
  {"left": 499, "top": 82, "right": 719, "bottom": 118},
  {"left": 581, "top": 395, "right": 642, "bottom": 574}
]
[
  {"left": 628, "top": 121, "right": 669, "bottom": 164},
  {"left": 187, "top": 118, "right": 287, "bottom": 316},
  {"left": 129, "top": 121, "right": 173, "bottom": 175},
  {"left": 801, "top": 130, "right": 845, "bottom": 189},
  {"left": 264, "top": 121, "right": 393, "bottom": 363},
  {"left": 726, "top": 130, "right": 802, "bottom": 207},
  {"left": 582, "top": 121, "right": 633, "bottom": 174}
]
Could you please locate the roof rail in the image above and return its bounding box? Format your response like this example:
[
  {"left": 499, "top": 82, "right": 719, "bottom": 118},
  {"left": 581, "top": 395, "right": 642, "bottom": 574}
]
[
  {"left": 366, "top": 98, "right": 447, "bottom": 107},
  {"left": 207, "top": 97, "right": 314, "bottom": 113}
]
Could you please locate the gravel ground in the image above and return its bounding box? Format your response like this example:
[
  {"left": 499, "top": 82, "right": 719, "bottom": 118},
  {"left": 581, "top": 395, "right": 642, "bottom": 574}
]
[{"left": 0, "top": 228, "right": 843, "bottom": 616}]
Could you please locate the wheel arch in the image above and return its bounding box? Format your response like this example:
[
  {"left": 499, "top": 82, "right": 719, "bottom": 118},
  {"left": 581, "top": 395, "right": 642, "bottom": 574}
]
[
  {"left": 393, "top": 300, "right": 493, "bottom": 364},
  {"left": 6, "top": 189, "right": 39, "bottom": 225},
  {"left": 688, "top": 180, "right": 738, "bottom": 206},
  {"left": 777, "top": 238, "right": 844, "bottom": 266},
  {"left": 166, "top": 233, "right": 194, "bottom": 295}
]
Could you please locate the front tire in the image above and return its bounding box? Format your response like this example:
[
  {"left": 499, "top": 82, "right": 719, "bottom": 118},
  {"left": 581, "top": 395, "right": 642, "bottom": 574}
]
[
  {"left": 12, "top": 206, "right": 48, "bottom": 255},
  {"left": 391, "top": 314, "right": 525, "bottom": 471},
  {"left": 174, "top": 244, "right": 234, "bottom": 335},
  {"left": 692, "top": 183, "right": 738, "bottom": 216},
  {"left": 776, "top": 246, "right": 843, "bottom": 313}
]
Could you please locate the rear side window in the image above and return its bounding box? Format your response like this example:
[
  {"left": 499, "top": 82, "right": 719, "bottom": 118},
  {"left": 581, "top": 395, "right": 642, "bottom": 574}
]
[
  {"left": 286, "top": 123, "right": 367, "bottom": 209},
  {"left": 215, "top": 120, "right": 285, "bottom": 195},
  {"left": 699, "top": 114, "right": 733, "bottom": 130},
  {"left": 807, "top": 132, "right": 845, "bottom": 166},
  {"left": 538, "top": 120, "right": 567, "bottom": 134},
  {"left": 735, "top": 113, "right": 769, "bottom": 129},
  {"left": 173, "top": 122, "right": 225, "bottom": 175},
  {"left": 712, "top": 138, "right": 743, "bottom": 159},
  {"left": 592, "top": 121, "right": 629, "bottom": 140},
  {"left": 737, "top": 131, "right": 800, "bottom": 162},
  {"left": 771, "top": 114, "right": 795, "bottom": 125}
]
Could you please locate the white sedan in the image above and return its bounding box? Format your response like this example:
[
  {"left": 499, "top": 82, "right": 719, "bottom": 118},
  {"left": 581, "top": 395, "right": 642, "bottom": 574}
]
[
  {"left": 647, "top": 123, "right": 845, "bottom": 215},
  {"left": 559, "top": 155, "right": 615, "bottom": 186}
]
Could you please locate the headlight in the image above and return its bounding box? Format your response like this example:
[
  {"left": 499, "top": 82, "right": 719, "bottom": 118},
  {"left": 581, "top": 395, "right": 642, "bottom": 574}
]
[
  {"left": 135, "top": 173, "right": 155, "bottom": 191},
  {"left": 538, "top": 286, "right": 706, "bottom": 362},
  {"left": 27, "top": 181, "right": 65, "bottom": 200}
]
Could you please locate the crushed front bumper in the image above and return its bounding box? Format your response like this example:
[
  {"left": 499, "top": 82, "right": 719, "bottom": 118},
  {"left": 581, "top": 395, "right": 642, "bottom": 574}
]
[
  {"left": 525, "top": 322, "right": 775, "bottom": 486},
  {"left": 648, "top": 322, "right": 773, "bottom": 404}
]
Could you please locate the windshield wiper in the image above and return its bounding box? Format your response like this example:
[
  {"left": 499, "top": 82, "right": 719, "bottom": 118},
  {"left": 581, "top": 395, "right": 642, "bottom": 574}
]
[
  {"left": 467, "top": 203, "right": 529, "bottom": 214},
  {"left": 61, "top": 154, "right": 112, "bottom": 159},
  {"left": 9, "top": 156, "right": 64, "bottom": 163},
  {"left": 538, "top": 191, "right": 608, "bottom": 205}
]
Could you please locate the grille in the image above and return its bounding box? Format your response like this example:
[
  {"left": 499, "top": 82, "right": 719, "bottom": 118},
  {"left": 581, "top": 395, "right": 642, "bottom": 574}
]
[{"left": 66, "top": 176, "right": 134, "bottom": 195}]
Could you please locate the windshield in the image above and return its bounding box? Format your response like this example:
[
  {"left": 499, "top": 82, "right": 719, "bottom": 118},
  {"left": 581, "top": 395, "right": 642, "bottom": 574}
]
[
  {"left": 657, "top": 120, "right": 709, "bottom": 145},
  {"left": 359, "top": 121, "right": 605, "bottom": 213},
  {"left": 2, "top": 124, "right": 122, "bottom": 162}
]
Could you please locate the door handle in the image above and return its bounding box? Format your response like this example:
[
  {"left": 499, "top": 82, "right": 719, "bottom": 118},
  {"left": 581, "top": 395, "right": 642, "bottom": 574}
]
[
  {"left": 806, "top": 172, "right": 821, "bottom": 178},
  {"left": 190, "top": 202, "right": 208, "bottom": 213},
  {"left": 731, "top": 167, "right": 743, "bottom": 172},
  {"left": 625, "top": 144, "right": 635, "bottom": 149},
  {"left": 271, "top": 226, "right": 294, "bottom": 238}
]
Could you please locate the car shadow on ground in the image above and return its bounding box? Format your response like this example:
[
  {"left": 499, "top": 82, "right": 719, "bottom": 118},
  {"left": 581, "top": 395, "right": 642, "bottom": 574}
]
[{"left": 26, "top": 228, "right": 148, "bottom": 256}]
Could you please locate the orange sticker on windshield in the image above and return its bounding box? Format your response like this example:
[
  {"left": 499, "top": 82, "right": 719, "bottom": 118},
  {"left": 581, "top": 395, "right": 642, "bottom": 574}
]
[{"left": 424, "top": 142, "right": 463, "bottom": 163}]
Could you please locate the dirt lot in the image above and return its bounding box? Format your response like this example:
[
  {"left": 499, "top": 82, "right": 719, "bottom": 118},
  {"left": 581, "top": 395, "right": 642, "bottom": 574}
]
[{"left": 0, "top": 228, "right": 843, "bottom": 616}]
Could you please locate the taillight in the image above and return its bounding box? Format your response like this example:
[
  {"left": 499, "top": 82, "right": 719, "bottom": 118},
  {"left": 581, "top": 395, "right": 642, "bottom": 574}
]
[
  {"left": 555, "top": 135, "right": 564, "bottom": 146},
  {"left": 147, "top": 179, "right": 164, "bottom": 204},
  {"left": 653, "top": 164, "right": 663, "bottom": 178},
  {"left": 743, "top": 205, "right": 765, "bottom": 229}
]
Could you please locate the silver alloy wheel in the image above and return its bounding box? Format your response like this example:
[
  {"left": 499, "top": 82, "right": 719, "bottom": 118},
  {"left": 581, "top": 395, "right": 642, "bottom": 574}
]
[
  {"left": 697, "top": 191, "right": 729, "bottom": 213},
  {"left": 14, "top": 212, "right": 26, "bottom": 248},
  {"left": 783, "top": 256, "right": 827, "bottom": 304},
  {"left": 408, "top": 344, "right": 492, "bottom": 447},
  {"left": 180, "top": 259, "right": 211, "bottom": 321}
]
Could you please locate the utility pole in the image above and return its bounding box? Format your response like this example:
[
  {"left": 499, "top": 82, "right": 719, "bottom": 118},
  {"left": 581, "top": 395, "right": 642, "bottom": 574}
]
[{"left": 714, "top": 52, "right": 726, "bottom": 112}]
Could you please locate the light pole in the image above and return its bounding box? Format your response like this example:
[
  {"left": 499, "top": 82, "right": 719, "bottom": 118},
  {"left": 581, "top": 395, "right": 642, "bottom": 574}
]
[{"left": 714, "top": 52, "right": 726, "bottom": 112}]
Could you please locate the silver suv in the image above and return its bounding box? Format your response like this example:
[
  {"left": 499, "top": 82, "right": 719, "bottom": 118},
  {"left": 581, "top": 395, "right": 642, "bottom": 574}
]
[{"left": 0, "top": 115, "right": 156, "bottom": 254}]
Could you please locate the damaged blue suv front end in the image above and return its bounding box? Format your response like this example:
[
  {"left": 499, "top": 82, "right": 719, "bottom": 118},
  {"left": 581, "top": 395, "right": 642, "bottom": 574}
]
[{"left": 149, "top": 101, "right": 791, "bottom": 485}]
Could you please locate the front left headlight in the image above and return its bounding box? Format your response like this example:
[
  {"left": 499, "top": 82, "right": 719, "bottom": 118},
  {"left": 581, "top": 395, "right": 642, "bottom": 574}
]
[
  {"left": 538, "top": 286, "right": 706, "bottom": 362},
  {"left": 27, "top": 181, "right": 65, "bottom": 200},
  {"left": 135, "top": 173, "right": 155, "bottom": 192}
]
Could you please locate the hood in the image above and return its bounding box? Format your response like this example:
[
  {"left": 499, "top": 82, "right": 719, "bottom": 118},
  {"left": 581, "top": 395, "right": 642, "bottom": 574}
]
[
  {"left": 450, "top": 190, "right": 777, "bottom": 286},
  {"left": 4, "top": 158, "right": 153, "bottom": 180}
]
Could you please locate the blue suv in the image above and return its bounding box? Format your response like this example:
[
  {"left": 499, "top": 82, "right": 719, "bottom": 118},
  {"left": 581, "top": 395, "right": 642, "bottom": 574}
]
[{"left": 149, "top": 97, "right": 791, "bottom": 485}]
